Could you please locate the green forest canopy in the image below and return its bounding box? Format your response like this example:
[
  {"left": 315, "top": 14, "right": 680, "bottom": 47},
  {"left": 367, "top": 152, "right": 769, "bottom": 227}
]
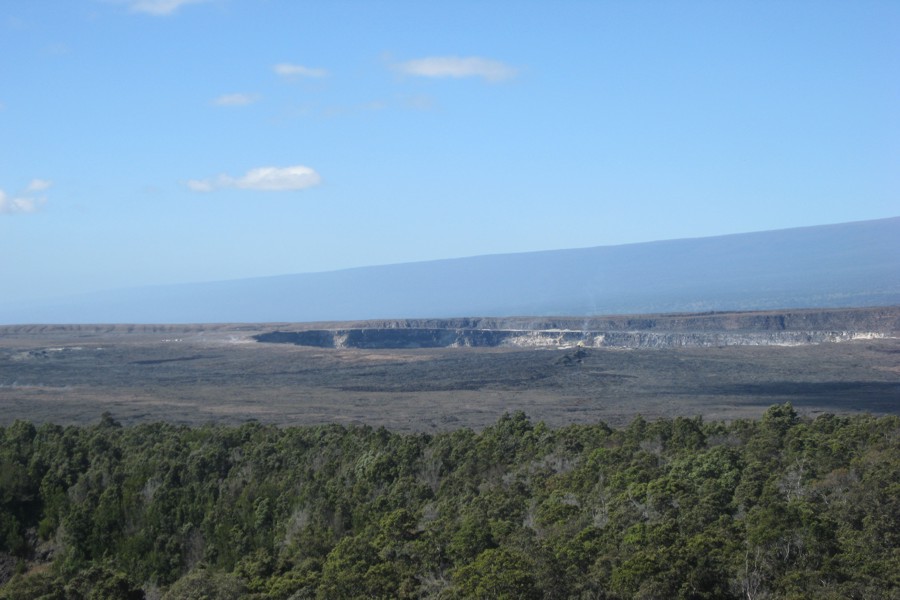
[{"left": 1, "top": 405, "right": 898, "bottom": 599}]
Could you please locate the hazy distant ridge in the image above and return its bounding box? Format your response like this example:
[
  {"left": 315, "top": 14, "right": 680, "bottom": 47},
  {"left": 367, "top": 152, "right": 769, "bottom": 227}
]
[{"left": 6, "top": 217, "right": 899, "bottom": 324}]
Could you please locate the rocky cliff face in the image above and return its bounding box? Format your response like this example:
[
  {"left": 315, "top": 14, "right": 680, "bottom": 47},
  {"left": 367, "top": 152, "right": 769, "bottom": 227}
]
[{"left": 254, "top": 307, "right": 898, "bottom": 350}]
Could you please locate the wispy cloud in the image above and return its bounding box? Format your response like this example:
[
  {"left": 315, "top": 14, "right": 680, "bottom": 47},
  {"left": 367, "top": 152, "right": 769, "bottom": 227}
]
[
  {"left": 273, "top": 63, "right": 327, "bottom": 79},
  {"left": 213, "top": 93, "right": 260, "bottom": 107},
  {"left": 321, "top": 100, "right": 387, "bottom": 118},
  {"left": 43, "top": 42, "right": 70, "bottom": 56},
  {"left": 26, "top": 179, "right": 53, "bottom": 193},
  {"left": 394, "top": 56, "right": 518, "bottom": 82},
  {"left": 187, "top": 165, "right": 321, "bottom": 192},
  {"left": 186, "top": 180, "right": 215, "bottom": 192},
  {"left": 0, "top": 190, "right": 35, "bottom": 214},
  {"left": 401, "top": 94, "right": 437, "bottom": 111},
  {"left": 125, "top": 0, "right": 208, "bottom": 16},
  {"left": 0, "top": 179, "right": 52, "bottom": 215}
]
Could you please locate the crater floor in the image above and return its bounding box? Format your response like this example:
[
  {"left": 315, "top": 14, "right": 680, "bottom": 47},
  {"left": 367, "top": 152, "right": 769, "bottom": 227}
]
[{"left": 1, "top": 307, "right": 898, "bottom": 431}]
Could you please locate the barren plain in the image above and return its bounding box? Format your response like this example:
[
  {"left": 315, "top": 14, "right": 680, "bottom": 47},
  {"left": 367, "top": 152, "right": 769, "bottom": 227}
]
[{"left": 2, "top": 308, "right": 898, "bottom": 432}]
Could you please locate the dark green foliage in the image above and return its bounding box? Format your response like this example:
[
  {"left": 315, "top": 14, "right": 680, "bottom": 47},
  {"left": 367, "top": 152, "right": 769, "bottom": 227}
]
[
  {"left": 161, "top": 569, "right": 245, "bottom": 600},
  {"left": 0, "top": 404, "right": 897, "bottom": 598},
  {"left": 0, "top": 562, "right": 143, "bottom": 600},
  {"left": 452, "top": 547, "right": 540, "bottom": 599}
]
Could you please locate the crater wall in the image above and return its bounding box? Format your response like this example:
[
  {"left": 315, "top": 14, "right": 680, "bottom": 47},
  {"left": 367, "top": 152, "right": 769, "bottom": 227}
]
[{"left": 254, "top": 307, "right": 898, "bottom": 350}]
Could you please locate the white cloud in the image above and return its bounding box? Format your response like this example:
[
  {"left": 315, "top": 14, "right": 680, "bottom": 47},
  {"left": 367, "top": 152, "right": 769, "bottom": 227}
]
[
  {"left": 402, "top": 94, "right": 437, "bottom": 111},
  {"left": 186, "top": 179, "right": 215, "bottom": 192},
  {"left": 394, "top": 56, "right": 518, "bottom": 82},
  {"left": 188, "top": 165, "right": 321, "bottom": 192},
  {"left": 232, "top": 166, "right": 321, "bottom": 190},
  {"left": 321, "top": 100, "right": 387, "bottom": 118},
  {"left": 273, "top": 63, "right": 327, "bottom": 78},
  {"left": 0, "top": 179, "right": 52, "bottom": 215},
  {"left": 0, "top": 189, "right": 45, "bottom": 215},
  {"left": 127, "top": 0, "right": 208, "bottom": 15},
  {"left": 43, "top": 43, "right": 70, "bottom": 56},
  {"left": 213, "top": 93, "right": 260, "bottom": 107},
  {"left": 26, "top": 179, "right": 53, "bottom": 193}
]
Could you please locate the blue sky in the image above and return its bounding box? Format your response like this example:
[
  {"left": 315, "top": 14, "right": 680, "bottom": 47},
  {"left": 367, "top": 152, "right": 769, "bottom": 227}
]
[{"left": 1, "top": 0, "right": 898, "bottom": 304}]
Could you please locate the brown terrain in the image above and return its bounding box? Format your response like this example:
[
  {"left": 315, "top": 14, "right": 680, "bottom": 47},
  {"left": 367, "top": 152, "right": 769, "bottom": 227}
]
[{"left": 1, "top": 307, "right": 898, "bottom": 432}]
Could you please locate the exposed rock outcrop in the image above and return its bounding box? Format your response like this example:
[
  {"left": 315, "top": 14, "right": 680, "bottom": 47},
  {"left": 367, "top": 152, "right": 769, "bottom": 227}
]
[{"left": 254, "top": 307, "right": 898, "bottom": 350}]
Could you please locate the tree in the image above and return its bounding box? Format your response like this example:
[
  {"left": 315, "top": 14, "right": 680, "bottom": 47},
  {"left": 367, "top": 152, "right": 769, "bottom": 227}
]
[{"left": 452, "top": 548, "right": 541, "bottom": 599}]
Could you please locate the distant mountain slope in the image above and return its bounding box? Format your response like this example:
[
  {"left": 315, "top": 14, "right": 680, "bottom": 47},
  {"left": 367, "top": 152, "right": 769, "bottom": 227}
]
[{"left": 5, "top": 217, "right": 899, "bottom": 324}]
